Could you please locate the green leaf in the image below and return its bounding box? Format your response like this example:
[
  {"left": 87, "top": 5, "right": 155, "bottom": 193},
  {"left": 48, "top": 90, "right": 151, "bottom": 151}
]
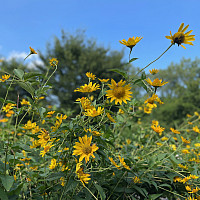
[
  {"left": 149, "top": 194, "right": 162, "bottom": 200},
  {"left": 108, "top": 69, "right": 128, "bottom": 79},
  {"left": 0, "top": 175, "right": 14, "bottom": 191},
  {"left": 64, "top": 177, "right": 78, "bottom": 194},
  {"left": 129, "top": 58, "right": 138, "bottom": 63},
  {"left": 0, "top": 187, "right": 8, "bottom": 200},
  {"left": 39, "top": 107, "right": 46, "bottom": 118},
  {"left": 17, "top": 82, "right": 35, "bottom": 97},
  {"left": 24, "top": 72, "right": 43, "bottom": 81},
  {"left": 94, "top": 183, "right": 106, "bottom": 200},
  {"left": 46, "top": 172, "right": 64, "bottom": 181},
  {"left": 141, "top": 72, "right": 146, "bottom": 80},
  {"left": 13, "top": 69, "right": 24, "bottom": 80},
  {"left": 0, "top": 98, "right": 15, "bottom": 105},
  {"left": 159, "top": 183, "right": 172, "bottom": 190}
]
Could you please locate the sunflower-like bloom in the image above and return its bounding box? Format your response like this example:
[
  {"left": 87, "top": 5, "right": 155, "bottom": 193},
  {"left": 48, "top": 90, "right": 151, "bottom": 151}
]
[
  {"left": 21, "top": 99, "right": 31, "bottom": 105},
  {"left": 74, "top": 82, "right": 100, "bottom": 93},
  {"left": 181, "top": 136, "right": 190, "bottom": 144},
  {"left": 0, "top": 74, "right": 10, "bottom": 82},
  {"left": 170, "top": 128, "right": 180, "bottom": 134},
  {"left": 146, "top": 78, "right": 168, "bottom": 88},
  {"left": 84, "top": 107, "right": 104, "bottom": 117},
  {"left": 29, "top": 47, "right": 37, "bottom": 54},
  {"left": 86, "top": 72, "right": 96, "bottom": 80},
  {"left": 151, "top": 124, "right": 165, "bottom": 136},
  {"left": 76, "top": 97, "right": 94, "bottom": 110},
  {"left": 118, "top": 156, "right": 130, "bottom": 170},
  {"left": 73, "top": 135, "right": 98, "bottom": 163},
  {"left": 119, "top": 36, "right": 143, "bottom": 51},
  {"left": 106, "top": 79, "right": 132, "bottom": 105},
  {"left": 165, "top": 23, "right": 195, "bottom": 49},
  {"left": 144, "top": 94, "right": 163, "bottom": 109},
  {"left": 49, "top": 58, "right": 58, "bottom": 67},
  {"left": 149, "top": 68, "right": 159, "bottom": 75},
  {"left": 76, "top": 168, "right": 91, "bottom": 186}
]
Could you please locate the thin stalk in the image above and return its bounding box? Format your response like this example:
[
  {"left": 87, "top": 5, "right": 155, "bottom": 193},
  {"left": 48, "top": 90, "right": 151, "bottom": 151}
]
[{"left": 136, "top": 44, "right": 173, "bottom": 76}]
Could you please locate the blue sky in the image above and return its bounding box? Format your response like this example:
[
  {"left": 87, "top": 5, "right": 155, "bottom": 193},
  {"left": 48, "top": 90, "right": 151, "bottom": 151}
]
[{"left": 1, "top": 0, "right": 200, "bottom": 71}]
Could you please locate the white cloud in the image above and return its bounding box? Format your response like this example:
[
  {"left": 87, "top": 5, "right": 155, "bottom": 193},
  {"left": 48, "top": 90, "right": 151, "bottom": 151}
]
[
  {"left": 7, "top": 51, "right": 27, "bottom": 61},
  {"left": 6, "top": 51, "right": 44, "bottom": 69}
]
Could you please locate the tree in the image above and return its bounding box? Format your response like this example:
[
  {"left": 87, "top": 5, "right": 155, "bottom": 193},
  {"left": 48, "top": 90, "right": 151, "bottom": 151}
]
[
  {"left": 151, "top": 58, "right": 200, "bottom": 127},
  {"left": 36, "top": 30, "right": 131, "bottom": 111}
]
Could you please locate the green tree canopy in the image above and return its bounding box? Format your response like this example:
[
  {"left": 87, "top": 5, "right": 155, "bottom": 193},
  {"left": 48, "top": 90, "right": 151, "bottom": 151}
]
[{"left": 151, "top": 58, "right": 200, "bottom": 127}]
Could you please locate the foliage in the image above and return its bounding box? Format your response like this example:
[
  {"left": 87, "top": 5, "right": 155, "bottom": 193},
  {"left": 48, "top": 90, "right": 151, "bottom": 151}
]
[{"left": 0, "top": 23, "right": 200, "bottom": 200}]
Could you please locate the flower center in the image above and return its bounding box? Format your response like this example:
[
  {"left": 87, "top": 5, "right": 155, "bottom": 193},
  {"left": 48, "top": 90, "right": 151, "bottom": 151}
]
[
  {"left": 113, "top": 86, "right": 125, "bottom": 98},
  {"left": 173, "top": 32, "right": 185, "bottom": 45},
  {"left": 83, "top": 146, "right": 92, "bottom": 155}
]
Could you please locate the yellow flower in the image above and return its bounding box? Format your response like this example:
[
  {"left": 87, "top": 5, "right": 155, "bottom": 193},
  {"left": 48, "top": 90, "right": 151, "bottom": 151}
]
[
  {"left": 118, "top": 156, "right": 130, "bottom": 170},
  {"left": 178, "top": 164, "right": 188, "bottom": 170},
  {"left": 165, "top": 23, "right": 195, "bottom": 49},
  {"left": 189, "top": 174, "right": 199, "bottom": 179},
  {"left": 126, "top": 139, "right": 131, "bottom": 145},
  {"left": 156, "top": 142, "right": 162, "bottom": 146},
  {"left": 0, "top": 74, "right": 10, "bottom": 82},
  {"left": 40, "top": 143, "right": 54, "bottom": 157},
  {"left": 149, "top": 68, "right": 159, "bottom": 75},
  {"left": 144, "top": 106, "right": 152, "bottom": 114},
  {"left": 144, "top": 94, "right": 163, "bottom": 109},
  {"left": 185, "top": 185, "right": 192, "bottom": 191},
  {"left": 21, "top": 99, "right": 31, "bottom": 105},
  {"left": 194, "top": 111, "right": 199, "bottom": 116},
  {"left": 73, "top": 135, "right": 98, "bottom": 163},
  {"left": 49, "top": 58, "right": 58, "bottom": 67},
  {"left": 161, "top": 136, "right": 168, "bottom": 141},
  {"left": 46, "top": 111, "right": 55, "bottom": 117},
  {"left": 194, "top": 143, "right": 200, "bottom": 147},
  {"left": 6, "top": 110, "right": 14, "bottom": 118},
  {"left": 49, "top": 158, "right": 57, "bottom": 169},
  {"left": 193, "top": 126, "right": 200, "bottom": 133},
  {"left": 151, "top": 124, "right": 165, "bottom": 136},
  {"left": 182, "top": 149, "right": 190, "bottom": 154},
  {"left": 118, "top": 108, "right": 124, "bottom": 114},
  {"left": 86, "top": 72, "right": 96, "bottom": 80},
  {"left": 109, "top": 157, "right": 120, "bottom": 169},
  {"left": 187, "top": 114, "right": 192, "bottom": 117},
  {"left": 181, "top": 136, "right": 190, "bottom": 144},
  {"left": 60, "top": 177, "right": 65, "bottom": 186},
  {"left": 169, "top": 144, "right": 176, "bottom": 151},
  {"left": 146, "top": 78, "right": 168, "bottom": 88},
  {"left": 76, "top": 168, "right": 91, "bottom": 186},
  {"left": 98, "top": 78, "right": 109, "bottom": 83},
  {"left": 85, "top": 128, "right": 102, "bottom": 136},
  {"left": 84, "top": 107, "right": 104, "bottom": 117},
  {"left": 106, "top": 79, "right": 132, "bottom": 105},
  {"left": 0, "top": 118, "right": 8, "bottom": 122},
  {"left": 74, "top": 82, "right": 100, "bottom": 93},
  {"left": 2, "top": 103, "right": 15, "bottom": 112},
  {"left": 188, "top": 187, "right": 199, "bottom": 193},
  {"left": 170, "top": 128, "right": 180, "bottom": 134},
  {"left": 23, "top": 120, "right": 37, "bottom": 130},
  {"left": 152, "top": 120, "right": 159, "bottom": 126},
  {"left": 106, "top": 113, "right": 116, "bottom": 123},
  {"left": 29, "top": 47, "right": 37, "bottom": 54},
  {"left": 133, "top": 176, "right": 142, "bottom": 183},
  {"left": 119, "top": 36, "right": 143, "bottom": 51},
  {"left": 76, "top": 97, "right": 94, "bottom": 111}
]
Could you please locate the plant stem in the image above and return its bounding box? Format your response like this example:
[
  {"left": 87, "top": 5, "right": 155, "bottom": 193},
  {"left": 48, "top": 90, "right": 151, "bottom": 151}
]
[{"left": 136, "top": 44, "right": 173, "bottom": 76}]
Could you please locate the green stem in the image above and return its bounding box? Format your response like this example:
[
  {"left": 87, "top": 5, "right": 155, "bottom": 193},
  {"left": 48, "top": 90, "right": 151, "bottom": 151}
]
[
  {"left": 0, "top": 76, "right": 15, "bottom": 115},
  {"left": 42, "top": 65, "right": 57, "bottom": 90},
  {"left": 136, "top": 44, "right": 173, "bottom": 76}
]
